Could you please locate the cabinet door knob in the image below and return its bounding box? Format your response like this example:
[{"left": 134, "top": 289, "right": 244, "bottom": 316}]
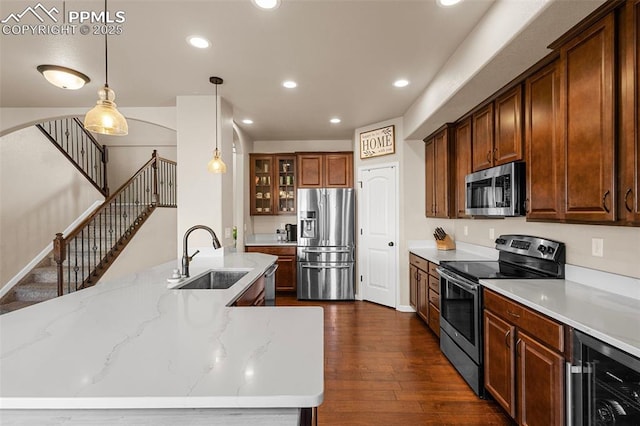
[
  {"left": 602, "top": 190, "right": 611, "bottom": 213},
  {"left": 624, "top": 188, "right": 633, "bottom": 213}
]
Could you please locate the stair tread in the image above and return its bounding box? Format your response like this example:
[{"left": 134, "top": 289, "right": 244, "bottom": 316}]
[{"left": 0, "top": 300, "right": 39, "bottom": 315}]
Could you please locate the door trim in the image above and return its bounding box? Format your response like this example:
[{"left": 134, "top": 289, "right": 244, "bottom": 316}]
[{"left": 356, "top": 162, "right": 400, "bottom": 307}]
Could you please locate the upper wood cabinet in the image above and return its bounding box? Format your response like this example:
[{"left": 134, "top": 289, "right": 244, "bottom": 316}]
[
  {"left": 297, "top": 152, "right": 353, "bottom": 188},
  {"left": 525, "top": 61, "right": 565, "bottom": 221},
  {"left": 560, "top": 13, "right": 616, "bottom": 222},
  {"left": 454, "top": 117, "right": 472, "bottom": 218},
  {"left": 250, "top": 154, "right": 297, "bottom": 215},
  {"left": 424, "top": 125, "right": 454, "bottom": 218},
  {"left": 472, "top": 85, "right": 524, "bottom": 172},
  {"left": 620, "top": 0, "right": 640, "bottom": 225},
  {"left": 472, "top": 103, "right": 494, "bottom": 171}
]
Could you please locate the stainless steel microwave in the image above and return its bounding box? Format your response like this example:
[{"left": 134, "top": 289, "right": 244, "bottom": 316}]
[{"left": 465, "top": 162, "right": 525, "bottom": 217}]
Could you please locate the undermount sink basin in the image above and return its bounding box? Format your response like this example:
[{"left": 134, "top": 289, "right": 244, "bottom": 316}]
[{"left": 177, "top": 270, "right": 249, "bottom": 290}]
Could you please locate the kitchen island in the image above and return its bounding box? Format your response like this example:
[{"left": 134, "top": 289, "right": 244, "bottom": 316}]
[{"left": 0, "top": 252, "right": 323, "bottom": 425}]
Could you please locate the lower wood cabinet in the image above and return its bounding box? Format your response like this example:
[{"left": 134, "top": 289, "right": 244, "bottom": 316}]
[
  {"left": 483, "top": 289, "right": 564, "bottom": 425},
  {"left": 246, "top": 246, "right": 297, "bottom": 292},
  {"left": 409, "top": 254, "right": 440, "bottom": 338},
  {"left": 233, "top": 275, "right": 266, "bottom": 306}
]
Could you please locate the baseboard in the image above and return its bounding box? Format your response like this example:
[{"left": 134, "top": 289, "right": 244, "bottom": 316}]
[
  {"left": 0, "top": 200, "right": 103, "bottom": 300},
  {"left": 396, "top": 304, "right": 415, "bottom": 313}
]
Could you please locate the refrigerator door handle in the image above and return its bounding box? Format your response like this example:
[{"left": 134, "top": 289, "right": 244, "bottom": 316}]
[
  {"left": 302, "top": 264, "right": 351, "bottom": 269},
  {"left": 301, "top": 248, "right": 352, "bottom": 253}
]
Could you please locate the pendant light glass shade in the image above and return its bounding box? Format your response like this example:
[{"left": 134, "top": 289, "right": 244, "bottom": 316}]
[
  {"left": 84, "top": 85, "right": 128, "bottom": 135},
  {"left": 208, "top": 76, "right": 226, "bottom": 174},
  {"left": 207, "top": 148, "right": 227, "bottom": 173}
]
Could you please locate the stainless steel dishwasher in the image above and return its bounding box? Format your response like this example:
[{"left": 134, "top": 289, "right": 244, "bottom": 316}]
[{"left": 264, "top": 263, "right": 278, "bottom": 306}]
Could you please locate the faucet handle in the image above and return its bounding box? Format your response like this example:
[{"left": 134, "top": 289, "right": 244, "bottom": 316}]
[{"left": 189, "top": 249, "right": 200, "bottom": 260}]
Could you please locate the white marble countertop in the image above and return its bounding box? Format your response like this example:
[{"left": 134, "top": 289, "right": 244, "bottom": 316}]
[
  {"left": 0, "top": 253, "right": 324, "bottom": 410},
  {"left": 245, "top": 234, "right": 297, "bottom": 247},
  {"left": 409, "top": 243, "right": 640, "bottom": 359}
]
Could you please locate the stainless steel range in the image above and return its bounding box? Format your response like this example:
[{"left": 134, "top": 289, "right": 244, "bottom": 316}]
[{"left": 436, "top": 234, "right": 566, "bottom": 397}]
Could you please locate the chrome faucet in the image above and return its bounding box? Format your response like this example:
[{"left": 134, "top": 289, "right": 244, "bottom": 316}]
[{"left": 182, "top": 225, "right": 222, "bottom": 277}]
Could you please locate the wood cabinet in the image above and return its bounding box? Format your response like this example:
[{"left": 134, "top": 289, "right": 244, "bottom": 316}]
[
  {"left": 424, "top": 125, "right": 454, "bottom": 218},
  {"left": 409, "top": 254, "right": 439, "bottom": 338},
  {"left": 525, "top": 60, "right": 565, "bottom": 220},
  {"left": 454, "top": 117, "right": 472, "bottom": 218},
  {"left": 620, "top": 0, "right": 640, "bottom": 225},
  {"left": 483, "top": 289, "right": 564, "bottom": 425},
  {"left": 233, "top": 275, "right": 266, "bottom": 306},
  {"left": 250, "top": 154, "right": 297, "bottom": 215},
  {"left": 472, "top": 86, "right": 524, "bottom": 172},
  {"left": 560, "top": 13, "right": 616, "bottom": 222},
  {"left": 297, "top": 152, "right": 353, "bottom": 188},
  {"left": 246, "top": 246, "right": 297, "bottom": 293}
]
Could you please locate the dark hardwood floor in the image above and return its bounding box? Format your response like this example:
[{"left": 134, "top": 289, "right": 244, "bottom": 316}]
[{"left": 277, "top": 295, "right": 513, "bottom": 425}]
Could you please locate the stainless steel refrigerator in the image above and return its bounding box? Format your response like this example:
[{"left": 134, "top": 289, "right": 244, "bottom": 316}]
[{"left": 297, "top": 188, "right": 355, "bottom": 300}]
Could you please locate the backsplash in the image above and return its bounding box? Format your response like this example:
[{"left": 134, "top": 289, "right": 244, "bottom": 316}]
[{"left": 252, "top": 215, "right": 297, "bottom": 235}]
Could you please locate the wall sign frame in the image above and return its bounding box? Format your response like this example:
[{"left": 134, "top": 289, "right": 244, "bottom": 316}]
[{"left": 359, "top": 125, "right": 395, "bottom": 159}]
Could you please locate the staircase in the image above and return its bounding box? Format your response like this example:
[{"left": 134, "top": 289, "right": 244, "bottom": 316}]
[{"left": 0, "top": 119, "right": 177, "bottom": 315}]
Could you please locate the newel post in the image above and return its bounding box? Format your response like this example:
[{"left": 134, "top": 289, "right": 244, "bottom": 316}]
[
  {"left": 53, "top": 233, "right": 66, "bottom": 297},
  {"left": 152, "top": 149, "right": 159, "bottom": 206}
]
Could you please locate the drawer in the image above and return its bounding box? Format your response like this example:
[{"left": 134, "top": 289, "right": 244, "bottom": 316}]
[
  {"left": 246, "top": 245, "right": 296, "bottom": 256},
  {"left": 428, "top": 288, "right": 440, "bottom": 309},
  {"left": 428, "top": 304, "right": 440, "bottom": 338},
  {"left": 428, "top": 262, "right": 439, "bottom": 277},
  {"left": 428, "top": 275, "right": 439, "bottom": 294},
  {"left": 410, "top": 253, "right": 429, "bottom": 271},
  {"left": 484, "top": 289, "right": 564, "bottom": 352}
]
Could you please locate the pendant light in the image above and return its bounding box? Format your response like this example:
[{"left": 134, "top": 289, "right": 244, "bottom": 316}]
[
  {"left": 207, "top": 76, "right": 227, "bottom": 174},
  {"left": 83, "top": 0, "right": 128, "bottom": 136}
]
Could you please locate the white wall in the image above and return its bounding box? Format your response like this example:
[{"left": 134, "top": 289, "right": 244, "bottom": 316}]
[{"left": 0, "top": 126, "right": 102, "bottom": 284}]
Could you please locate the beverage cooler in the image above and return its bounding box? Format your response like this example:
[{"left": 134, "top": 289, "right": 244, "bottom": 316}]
[{"left": 568, "top": 330, "right": 640, "bottom": 425}]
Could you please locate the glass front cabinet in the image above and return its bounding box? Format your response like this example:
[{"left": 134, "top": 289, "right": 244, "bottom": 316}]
[{"left": 250, "top": 154, "right": 296, "bottom": 215}]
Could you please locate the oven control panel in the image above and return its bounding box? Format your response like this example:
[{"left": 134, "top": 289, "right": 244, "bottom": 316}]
[{"left": 495, "top": 234, "right": 564, "bottom": 262}]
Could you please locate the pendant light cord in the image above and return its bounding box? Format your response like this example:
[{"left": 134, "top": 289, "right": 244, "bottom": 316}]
[
  {"left": 215, "top": 82, "right": 218, "bottom": 151},
  {"left": 104, "top": 0, "right": 109, "bottom": 88}
]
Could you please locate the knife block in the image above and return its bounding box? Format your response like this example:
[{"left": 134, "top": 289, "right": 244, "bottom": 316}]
[{"left": 436, "top": 235, "right": 456, "bottom": 251}]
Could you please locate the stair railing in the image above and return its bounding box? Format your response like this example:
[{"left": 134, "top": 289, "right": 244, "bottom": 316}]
[
  {"left": 53, "top": 150, "right": 176, "bottom": 296},
  {"left": 36, "top": 117, "right": 109, "bottom": 197}
]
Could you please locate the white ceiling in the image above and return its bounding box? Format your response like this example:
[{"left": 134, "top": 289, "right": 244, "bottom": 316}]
[{"left": 0, "top": 0, "right": 602, "bottom": 142}]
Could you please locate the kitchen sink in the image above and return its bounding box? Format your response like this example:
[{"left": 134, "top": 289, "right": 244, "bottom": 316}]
[{"left": 176, "top": 270, "right": 249, "bottom": 290}]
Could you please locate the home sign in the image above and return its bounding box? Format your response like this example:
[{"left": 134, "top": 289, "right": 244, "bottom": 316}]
[{"left": 359, "top": 125, "right": 395, "bottom": 159}]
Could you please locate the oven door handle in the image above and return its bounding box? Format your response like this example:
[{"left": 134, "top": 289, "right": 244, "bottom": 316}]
[{"left": 436, "top": 268, "right": 479, "bottom": 292}]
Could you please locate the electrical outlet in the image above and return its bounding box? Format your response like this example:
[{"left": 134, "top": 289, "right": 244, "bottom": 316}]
[
  {"left": 464, "top": 226, "right": 469, "bottom": 236},
  {"left": 592, "top": 238, "right": 604, "bottom": 257},
  {"left": 280, "top": 223, "right": 285, "bottom": 230},
  {"left": 489, "top": 228, "right": 495, "bottom": 240},
  {"left": 225, "top": 227, "right": 231, "bottom": 238}
]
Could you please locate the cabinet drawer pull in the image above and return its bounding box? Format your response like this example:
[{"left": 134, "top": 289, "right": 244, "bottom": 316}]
[
  {"left": 602, "top": 190, "right": 611, "bottom": 213},
  {"left": 505, "top": 329, "right": 511, "bottom": 348},
  {"left": 507, "top": 310, "right": 520, "bottom": 319},
  {"left": 625, "top": 188, "right": 633, "bottom": 213}
]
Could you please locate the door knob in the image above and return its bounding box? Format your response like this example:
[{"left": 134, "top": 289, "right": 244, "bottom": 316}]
[{"left": 388, "top": 242, "right": 394, "bottom": 247}]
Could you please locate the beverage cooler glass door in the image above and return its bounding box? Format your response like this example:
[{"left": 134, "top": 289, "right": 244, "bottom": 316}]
[{"left": 570, "top": 330, "right": 640, "bottom": 425}]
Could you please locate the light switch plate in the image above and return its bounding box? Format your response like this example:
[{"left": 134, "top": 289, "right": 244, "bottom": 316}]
[
  {"left": 464, "top": 226, "right": 469, "bottom": 236},
  {"left": 225, "top": 227, "right": 231, "bottom": 238},
  {"left": 489, "top": 228, "right": 495, "bottom": 240},
  {"left": 592, "top": 238, "right": 604, "bottom": 257}
]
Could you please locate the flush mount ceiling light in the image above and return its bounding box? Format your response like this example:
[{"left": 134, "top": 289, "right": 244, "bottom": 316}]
[
  {"left": 242, "top": 119, "right": 254, "bottom": 124},
  {"left": 330, "top": 118, "right": 341, "bottom": 124},
  {"left": 187, "top": 35, "right": 210, "bottom": 49},
  {"left": 393, "top": 79, "right": 410, "bottom": 88},
  {"left": 282, "top": 80, "right": 297, "bottom": 89},
  {"left": 207, "top": 76, "right": 227, "bottom": 174},
  {"left": 37, "top": 65, "right": 90, "bottom": 90},
  {"left": 84, "top": 0, "right": 128, "bottom": 135},
  {"left": 252, "top": 0, "right": 281, "bottom": 10},
  {"left": 437, "top": 0, "right": 463, "bottom": 6}
]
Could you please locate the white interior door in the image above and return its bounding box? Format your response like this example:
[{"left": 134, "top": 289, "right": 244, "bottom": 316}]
[{"left": 358, "top": 164, "right": 398, "bottom": 308}]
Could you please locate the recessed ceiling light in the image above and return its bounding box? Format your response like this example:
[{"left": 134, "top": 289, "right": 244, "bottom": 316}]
[
  {"left": 437, "top": 0, "right": 462, "bottom": 7},
  {"left": 283, "top": 80, "right": 297, "bottom": 89},
  {"left": 242, "top": 119, "right": 254, "bottom": 124},
  {"left": 252, "top": 0, "right": 281, "bottom": 10},
  {"left": 330, "top": 118, "right": 341, "bottom": 124},
  {"left": 187, "top": 35, "right": 210, "bottom": 49},
  {"left": 37, "top": 65, "right": 90, "bottom": 90},
  {"left": 393, "top": 79, "right": 410, "bottom": 88}
]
